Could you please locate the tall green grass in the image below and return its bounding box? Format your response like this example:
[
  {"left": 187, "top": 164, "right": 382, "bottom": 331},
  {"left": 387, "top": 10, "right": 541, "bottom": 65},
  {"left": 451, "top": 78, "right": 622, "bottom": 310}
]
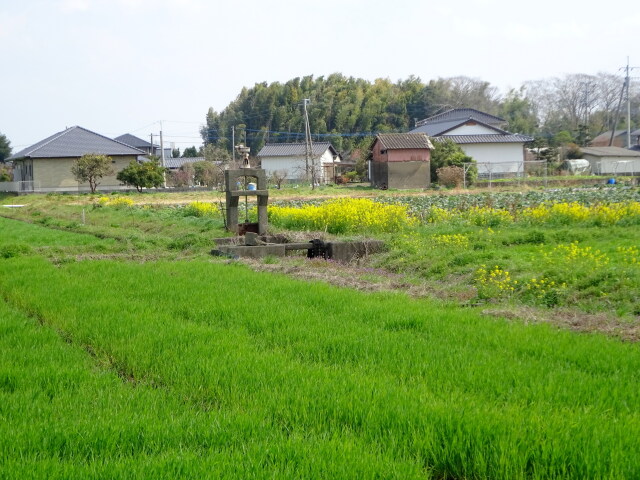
[{"left": 1, "top": 246, "right": 639, "bottom": 478}]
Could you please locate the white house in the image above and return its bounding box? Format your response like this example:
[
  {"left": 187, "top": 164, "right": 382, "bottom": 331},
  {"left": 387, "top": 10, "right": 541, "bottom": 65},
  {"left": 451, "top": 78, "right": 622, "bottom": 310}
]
[
  {"left": 257, "top": 142, "right": 340, "bottom": 184},
  {"left": 580, "top": 146, "right": 640, "bottom": 175},
  {"left": 410, "top": 108, "right": 533, "bottom": 177}
]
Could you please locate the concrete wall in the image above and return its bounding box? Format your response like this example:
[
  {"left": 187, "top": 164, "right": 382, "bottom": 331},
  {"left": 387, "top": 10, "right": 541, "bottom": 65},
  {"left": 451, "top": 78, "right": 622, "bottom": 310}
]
[
  {"left": 387, "top": 161, "right": 430, "bottom": 189},
  {"left": 27, "top": 155, "right": 137, "bottom": 191}
]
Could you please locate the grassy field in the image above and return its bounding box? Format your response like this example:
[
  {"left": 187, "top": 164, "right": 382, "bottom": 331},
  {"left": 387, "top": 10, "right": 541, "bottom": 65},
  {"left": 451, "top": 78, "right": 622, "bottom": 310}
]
[{"left": 1, "top": 188, "right": 639, "bottom": 478}]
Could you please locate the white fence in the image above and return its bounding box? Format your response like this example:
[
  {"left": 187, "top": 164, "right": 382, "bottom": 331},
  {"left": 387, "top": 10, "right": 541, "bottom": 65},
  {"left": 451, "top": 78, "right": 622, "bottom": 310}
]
[{"left": 463, "top": 160, "right": 548, "bottom": 188}]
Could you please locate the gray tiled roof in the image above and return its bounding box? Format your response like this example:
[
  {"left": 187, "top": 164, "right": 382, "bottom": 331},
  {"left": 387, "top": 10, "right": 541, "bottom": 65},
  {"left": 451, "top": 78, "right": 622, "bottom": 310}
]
[
  {"left": 410, "top": 119, "right": 466, "bottom": 136},
  {"left": 415, "top": 108, "right": 505, "bottom": 128},
  {"left": 581, "top": 146, "right": 640, "bottom": 157},
  {"left": 9, "top": 126, "right": 144, "bottom": 160},
  {"left": 257, "top": 142, "right": 338, "bottom": 158},
  {"left": 115, "top": 133, "right": 155, "bottom": 149},
  {"left": 433, "top": 134, "right": 533, "bottom": 144},
  {"left": 164, "top": 157, "right": 205, "bottom": 169},
  {"left": 376, "top": 133, "right": 434, "bottom": 150},
  {"left": 412, "top": 117, "right": 515, "bottom": 137}
]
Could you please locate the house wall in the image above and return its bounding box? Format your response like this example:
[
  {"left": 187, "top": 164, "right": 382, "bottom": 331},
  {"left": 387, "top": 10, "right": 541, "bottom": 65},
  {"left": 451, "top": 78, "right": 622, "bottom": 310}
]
[
  {"left": 457, "top": 143, "right": 525, "bottom": 174},
  {"left": 386, "top": 148, "right": 430, "bottom": 162},
  {"left": 583, "top": 155, "right": 640, "bottom": 175},
  {"left": 32, "top": 155, "right": 137, "bottom": 191},
  {"left": 260, "top": 151, "right": 337, "bottom": 183}
]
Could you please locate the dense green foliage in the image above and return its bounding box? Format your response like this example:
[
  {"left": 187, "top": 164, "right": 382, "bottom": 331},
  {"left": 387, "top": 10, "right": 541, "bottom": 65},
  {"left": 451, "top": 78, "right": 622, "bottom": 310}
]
[
  {"left": 201, "top": 75, "right": 535, "bottom": 155},
  {"left": 1, "top": 218, "right": 640, "bottom": 478},
  {"left": 116, "top": 160, "right": 166, "bottom": 192},
  {"left": 201, "top": 72, "right": 638, "bottom": 157},
  {"left": 430, "top": 139, "right": 476, "bottom": 183},
  {"left": 0, "top": 132, "right": 11, "bottom": 162}
]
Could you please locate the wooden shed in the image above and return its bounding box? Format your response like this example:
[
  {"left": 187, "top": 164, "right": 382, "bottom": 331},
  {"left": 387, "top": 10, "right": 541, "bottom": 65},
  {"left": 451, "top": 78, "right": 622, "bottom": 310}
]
[{"left": 369, "top": 133, "right": 433, "bottom": 189}]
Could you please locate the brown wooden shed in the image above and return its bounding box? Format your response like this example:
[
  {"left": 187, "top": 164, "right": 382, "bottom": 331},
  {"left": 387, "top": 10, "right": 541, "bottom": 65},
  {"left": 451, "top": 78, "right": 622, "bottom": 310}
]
[{"left": 370, "top": 133, "right": 433, "bottom": 189}]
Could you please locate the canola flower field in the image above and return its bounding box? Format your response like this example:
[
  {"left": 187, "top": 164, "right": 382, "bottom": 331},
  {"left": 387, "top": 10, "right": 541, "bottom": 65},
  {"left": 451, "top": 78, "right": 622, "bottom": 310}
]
[
  {"left": 268, "top": 189, "right": 640, "bottom": 316},
  {"left": 1, "top": 213, "right": 640, "bottom": 479}
]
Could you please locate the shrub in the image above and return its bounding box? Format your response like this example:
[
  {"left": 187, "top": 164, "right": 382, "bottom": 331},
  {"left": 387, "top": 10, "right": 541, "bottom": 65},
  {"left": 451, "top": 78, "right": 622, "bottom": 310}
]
[{"left": 436, "top": 166, "right": 465, "bottom": 188}]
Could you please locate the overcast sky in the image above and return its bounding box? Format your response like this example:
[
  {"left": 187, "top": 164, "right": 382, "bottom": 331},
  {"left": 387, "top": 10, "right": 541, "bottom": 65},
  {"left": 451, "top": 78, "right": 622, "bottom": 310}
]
[{"left": 1, "top": 0, "right": 637, "bottom": 152}]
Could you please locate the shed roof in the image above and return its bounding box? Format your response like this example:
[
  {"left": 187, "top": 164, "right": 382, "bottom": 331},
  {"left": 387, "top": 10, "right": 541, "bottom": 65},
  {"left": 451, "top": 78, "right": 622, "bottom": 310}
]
[
  {"left": 9, "top": 126, "right": 144, "bottom": 160},
  {"left": 581, "top": 146, "right": 640, "bottom": 158},
  {"left": 375, "top": 133, "right": 434, "bottom": 150},
  {"left": 257, "top": 142, "right": 338, "bottom": 158}
]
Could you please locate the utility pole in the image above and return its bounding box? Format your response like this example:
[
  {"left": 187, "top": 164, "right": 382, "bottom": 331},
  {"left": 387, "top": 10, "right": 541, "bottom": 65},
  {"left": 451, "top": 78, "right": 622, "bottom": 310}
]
[
  {"left": 150, "top": 133, "right": 154, "bottom": 156},
  {"left": 609, "top": 58, "right": 637, "bottom": 147},
  {"left": 159, "top": 121, "right": 166, "bottom": 188},
  {"left": 302, "top": 98, "right": 314, "bottom": 188}
]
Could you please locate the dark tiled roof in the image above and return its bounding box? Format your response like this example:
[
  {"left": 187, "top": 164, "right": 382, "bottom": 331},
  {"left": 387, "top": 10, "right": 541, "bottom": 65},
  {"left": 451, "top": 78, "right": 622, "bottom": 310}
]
[
  {"left": 9, "top": 126, "right": 144, "bottom": 160},
  {"left": 115, "top": 133, "right": 155, "bottom": 149},
  {"left": 410, "top": 120, "right": 463, "bottom": 136},
  {"left": 415, "top": 108, "right": 505, "bottom": 128},
  {"left": 164, "top": 157, "right": 205, "bottom": 169},
  {"left": 376, "top": 133, "right": 434, "bottom": 150},
  {"left": 257, "top": 142, "right": 338, "bottom": 158},
  {"left": 581, "top": 146, "right": 640, "bottom": 158},
  {"left": 411, "top": 117, "right": 513, "bottom": 137},
  {"left": 433, "top": 134, "right": 533, "bottom": 144}
]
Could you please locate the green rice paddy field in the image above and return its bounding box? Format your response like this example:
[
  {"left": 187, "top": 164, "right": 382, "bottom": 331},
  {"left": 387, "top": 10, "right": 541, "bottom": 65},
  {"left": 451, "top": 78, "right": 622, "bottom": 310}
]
[{"left": 1, "top": 191, "right": 640, "bottom": 479}]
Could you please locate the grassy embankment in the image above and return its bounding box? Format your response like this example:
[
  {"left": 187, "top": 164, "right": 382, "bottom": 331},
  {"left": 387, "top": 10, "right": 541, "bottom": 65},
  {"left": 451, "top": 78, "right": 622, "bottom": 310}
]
[{"left": 1, "top": 216, "right": 640, "bottom": 478}]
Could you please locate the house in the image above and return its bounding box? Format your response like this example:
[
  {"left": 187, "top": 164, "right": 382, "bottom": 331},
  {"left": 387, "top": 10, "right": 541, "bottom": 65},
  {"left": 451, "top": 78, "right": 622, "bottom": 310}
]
[
  {"left": 410, "top": 108, "right": 533, "bottom": 177},
  {"left": 590, "top": 130, "right": 640, "bottom": 148},
  {"left": 369, "top": 133, "right": 433, "bottom": 189},
  {"left": 256, "top": 142, "right": 340, "bottom": 184},
  {"left": 6, "top": 126, "right": 144, "bottom": 192},
  {"left": 580, "top": 146, "right": 640, "bottom": 175},
  {"left": 115, "top": 133, "right": 159, "bottom": 156},
  {"left": 164, "top": 156, "right": 205, "bottom": 171}
]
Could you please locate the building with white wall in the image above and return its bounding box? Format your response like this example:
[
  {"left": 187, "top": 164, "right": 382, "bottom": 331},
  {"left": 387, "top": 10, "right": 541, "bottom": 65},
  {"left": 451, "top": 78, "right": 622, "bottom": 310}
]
[
  {"left": 257, "top": 142, "right": 340, "bottom": 184},
  {"left": 410, "top": 108, "right": 533, "bottom": 176}
]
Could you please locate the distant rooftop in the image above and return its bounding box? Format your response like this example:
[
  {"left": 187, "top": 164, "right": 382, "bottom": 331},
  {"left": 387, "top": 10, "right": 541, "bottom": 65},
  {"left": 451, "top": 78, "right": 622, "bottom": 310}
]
[
  {"left": 375, "top": 133, "right": 434, "bottom": 150},
  {"left": 257, "top": 142, "right": 338, "bottom": 158},
  {"left": 9, "top": 126, "right": 144, "bottom": 160}
]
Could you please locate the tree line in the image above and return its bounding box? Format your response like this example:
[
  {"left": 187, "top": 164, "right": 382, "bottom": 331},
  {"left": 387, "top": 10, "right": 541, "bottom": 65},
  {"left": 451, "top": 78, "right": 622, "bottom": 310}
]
[{"left": 200, "top": 73, "right": 639, "bottom": 156}]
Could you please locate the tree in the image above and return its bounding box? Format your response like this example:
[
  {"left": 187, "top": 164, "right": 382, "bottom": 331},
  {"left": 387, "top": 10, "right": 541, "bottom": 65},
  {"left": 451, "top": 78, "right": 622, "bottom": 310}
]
[
  {"left": 71, "top": 154, "right": 114, "bottom": 193},
  {"left": 202, "top": 144, "right": 231, "bottom": 164},
  {"left": 0, "top": 132, "right": 12, "bottom": 162},
  {"left": 116, "top": 160, "right": 166, "bottom": 192},
  {"left": 182, "top": 146, "right": 199, "bottom": 158},
  {"left": 171, "top": 147, "right": 181, "bottom": 158},
  {"left": 430, "top": 139, "right": 475, "bottom": 184},
  {"left": 269, "top": 170, "right": 288, "bottom": 189},
  {"left": 192, "top": 161, "right": 222, "bottom": 187}
]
